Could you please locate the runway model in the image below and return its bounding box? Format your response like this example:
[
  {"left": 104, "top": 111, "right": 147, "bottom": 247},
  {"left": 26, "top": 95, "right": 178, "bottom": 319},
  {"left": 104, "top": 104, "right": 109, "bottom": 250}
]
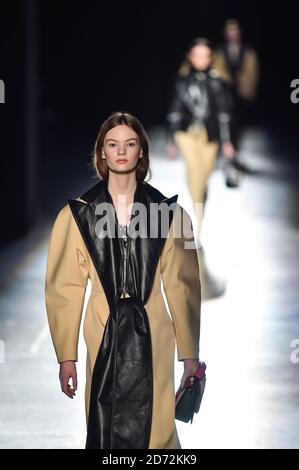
[
  {"left": 167, "top": 37, "right": 236, "bottom": 242},
  {"left": 212, "top": 19, "right": 259, "bottom": 149},
  {"left": 45, "top": 111, "right": 202, "bottom": 449}
]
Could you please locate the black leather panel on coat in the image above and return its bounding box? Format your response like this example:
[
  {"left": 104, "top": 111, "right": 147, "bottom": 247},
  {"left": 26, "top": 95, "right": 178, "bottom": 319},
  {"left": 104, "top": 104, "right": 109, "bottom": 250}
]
[{"left": 68, "top": 179, "right": 178, "bottom": 449}]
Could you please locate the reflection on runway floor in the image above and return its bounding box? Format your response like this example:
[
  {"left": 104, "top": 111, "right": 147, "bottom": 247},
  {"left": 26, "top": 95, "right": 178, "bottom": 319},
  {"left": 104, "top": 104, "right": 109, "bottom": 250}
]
[{"left": 0, "top": 127, "right": 298, "bottom": 448}]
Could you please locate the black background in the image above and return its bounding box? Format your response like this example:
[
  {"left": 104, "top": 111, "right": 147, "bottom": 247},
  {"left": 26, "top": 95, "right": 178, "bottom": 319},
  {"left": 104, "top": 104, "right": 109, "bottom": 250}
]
[{"left": 0, "top": 0, "right": 298, "bottom": 245}]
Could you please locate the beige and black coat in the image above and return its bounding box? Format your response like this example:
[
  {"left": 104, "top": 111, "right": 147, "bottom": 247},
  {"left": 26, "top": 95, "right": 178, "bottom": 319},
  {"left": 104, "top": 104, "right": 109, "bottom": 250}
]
[{"left": 45, "top": 178, "right": 201, "bottom": 449}]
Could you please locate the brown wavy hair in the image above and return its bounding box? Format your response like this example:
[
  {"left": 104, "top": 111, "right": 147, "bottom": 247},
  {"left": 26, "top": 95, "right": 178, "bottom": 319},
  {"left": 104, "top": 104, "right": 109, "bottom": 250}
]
[{"left": 92, "top": 111, "right": 151, "bottom": 182}]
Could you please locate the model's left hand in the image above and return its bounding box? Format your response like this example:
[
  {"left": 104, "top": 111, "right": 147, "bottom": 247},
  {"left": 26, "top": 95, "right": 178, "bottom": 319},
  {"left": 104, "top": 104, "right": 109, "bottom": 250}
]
[
  {"left": 180, "top": 358, "right": 200, "bottom": 387},
  {"left": 167, "top": 142, "right": 177, "bottom": 160},
  {"left": 222, "top": 141, "right": 236, "bottom": 160}
]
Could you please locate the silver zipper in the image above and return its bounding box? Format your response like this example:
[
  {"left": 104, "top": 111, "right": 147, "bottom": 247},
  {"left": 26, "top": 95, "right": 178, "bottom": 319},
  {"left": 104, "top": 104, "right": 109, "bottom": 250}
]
[
  {"left": 122, "top": 240, "right": 127, "bottom": 295},
  {"left": 119, "top": 230, "right": 128, "bottom": 296}
]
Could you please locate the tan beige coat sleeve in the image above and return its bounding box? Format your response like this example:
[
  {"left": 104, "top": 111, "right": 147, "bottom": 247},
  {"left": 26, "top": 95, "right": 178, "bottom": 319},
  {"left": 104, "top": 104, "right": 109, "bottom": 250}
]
[
  {"left": 45, "top": 204, "right": 89, "bottom": 364},
  {"left": 237, "top": 48, "right": 259, "bottom": 100},
  {"left": 160, "top": 204, "right": 201, "bottom": 362}
]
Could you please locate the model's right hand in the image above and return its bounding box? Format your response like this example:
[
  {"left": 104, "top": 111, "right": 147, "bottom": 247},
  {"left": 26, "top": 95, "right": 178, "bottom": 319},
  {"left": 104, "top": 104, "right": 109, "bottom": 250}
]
[
  {"left": 222, "top": 141, "right": 236, "bottom": 160},
  {"left": 59, "top": 360, "right": 77, "bottom": 399}
]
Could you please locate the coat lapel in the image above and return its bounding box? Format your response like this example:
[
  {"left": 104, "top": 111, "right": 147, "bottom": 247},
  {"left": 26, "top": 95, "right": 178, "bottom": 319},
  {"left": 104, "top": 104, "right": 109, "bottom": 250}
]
[{"left": 68, "top": 179, "right": 178, "bottom": 306}]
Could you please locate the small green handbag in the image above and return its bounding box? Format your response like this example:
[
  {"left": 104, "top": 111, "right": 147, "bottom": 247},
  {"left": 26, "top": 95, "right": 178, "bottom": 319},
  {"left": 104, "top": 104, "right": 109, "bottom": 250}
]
[{"left": 175, "top": 362, "right": 206, "bottom": 423}]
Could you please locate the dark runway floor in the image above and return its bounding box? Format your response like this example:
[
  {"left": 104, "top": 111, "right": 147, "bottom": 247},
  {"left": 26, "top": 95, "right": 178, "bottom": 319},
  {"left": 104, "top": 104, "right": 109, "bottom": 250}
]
[{"left": 0, "top": 124, "right": 298, "bottom": 448}]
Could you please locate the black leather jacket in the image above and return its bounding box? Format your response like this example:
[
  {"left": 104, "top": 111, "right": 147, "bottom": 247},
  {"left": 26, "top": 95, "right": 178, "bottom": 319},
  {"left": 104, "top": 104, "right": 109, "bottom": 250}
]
[{"left": 166, "top": 67, "right": 233, "bottom": 143}]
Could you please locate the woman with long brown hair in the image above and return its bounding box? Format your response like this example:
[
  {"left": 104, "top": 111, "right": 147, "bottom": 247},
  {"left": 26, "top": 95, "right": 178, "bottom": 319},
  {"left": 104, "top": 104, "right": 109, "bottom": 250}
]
[{"left": 45, "top": 111, "right": 202, "bottom": 449}]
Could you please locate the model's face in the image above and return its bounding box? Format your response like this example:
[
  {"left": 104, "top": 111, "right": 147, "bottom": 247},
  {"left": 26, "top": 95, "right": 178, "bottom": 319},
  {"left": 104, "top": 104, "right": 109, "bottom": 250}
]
[
  {"left": 188, "top": 45, "right": 212, "bottom": 72},
  {"left": 225, "top": 25, "right": 241, "bottom": 42},
  {"left": 102, "top": 124, "right": 142, "bottom": 173}
]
